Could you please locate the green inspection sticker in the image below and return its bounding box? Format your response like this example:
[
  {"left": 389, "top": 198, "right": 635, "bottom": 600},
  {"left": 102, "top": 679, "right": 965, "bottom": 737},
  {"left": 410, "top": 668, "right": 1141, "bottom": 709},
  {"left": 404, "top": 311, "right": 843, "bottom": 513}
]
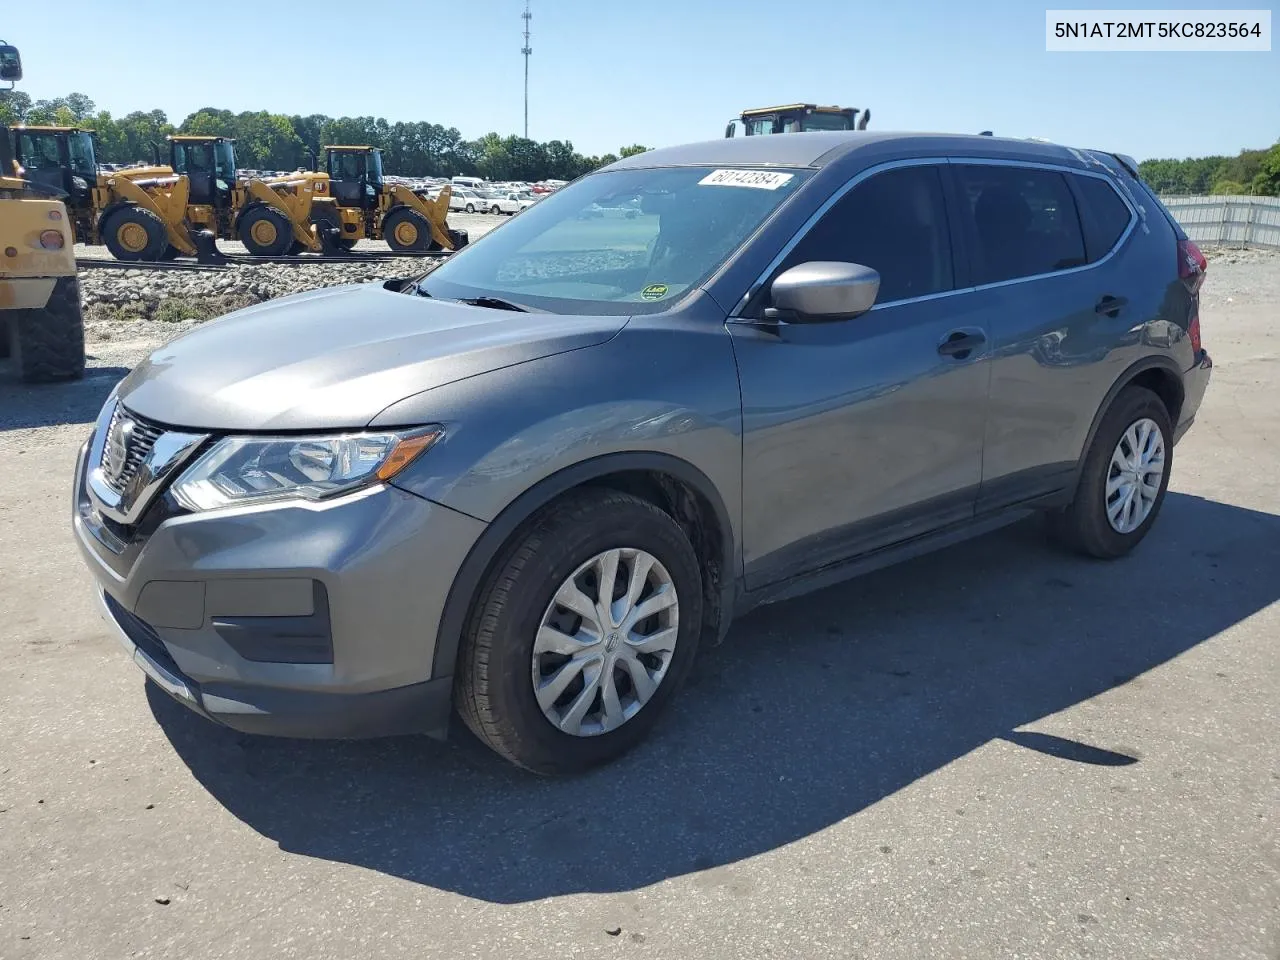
[{"left": 641, "top": 283, "right": 669, "bottom": 301}]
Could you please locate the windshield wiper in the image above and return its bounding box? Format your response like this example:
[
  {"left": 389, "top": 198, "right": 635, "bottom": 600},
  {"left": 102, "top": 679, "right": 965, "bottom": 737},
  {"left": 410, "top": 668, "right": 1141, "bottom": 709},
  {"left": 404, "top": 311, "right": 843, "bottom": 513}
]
[{"left": 456, "top": 296, "right": 532, "bottom": 313}]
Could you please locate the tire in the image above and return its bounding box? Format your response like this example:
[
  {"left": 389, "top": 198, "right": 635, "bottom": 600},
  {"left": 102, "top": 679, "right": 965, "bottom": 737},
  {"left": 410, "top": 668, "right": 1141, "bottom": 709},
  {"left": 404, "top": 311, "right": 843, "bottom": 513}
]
[
  {"left": 1050, "top": 386, "right": 1173, "bottom": 559},
  {"left": 382, "top": 206, "right": 438, "bottom": 253},
  {"left": 312, "top": 207, "right": 357, "bottom": 251},
  {"left": 237, "top": 205, "right": 294, "bottom": 256},
  {"left": 456, "top": 490, "right": 704, "bottom": 775},
  {"left": 489, "top": 205, "right": 501, "bottom": 215},
  {"left": 102, "top": 206, "right": 170, "bottom": 262},
  {"left": 7, "top": 276, "right": 86, "bottom": 383},
  {"left": 464, "top": 203, "right": 476, "bottom": 214}
]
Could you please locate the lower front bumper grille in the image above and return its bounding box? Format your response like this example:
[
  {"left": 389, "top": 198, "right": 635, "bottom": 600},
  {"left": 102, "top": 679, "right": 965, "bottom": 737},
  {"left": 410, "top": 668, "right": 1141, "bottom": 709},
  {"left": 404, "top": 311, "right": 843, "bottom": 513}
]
[{"left": 103, "top": 592, "right": 185, "bottom": 680}]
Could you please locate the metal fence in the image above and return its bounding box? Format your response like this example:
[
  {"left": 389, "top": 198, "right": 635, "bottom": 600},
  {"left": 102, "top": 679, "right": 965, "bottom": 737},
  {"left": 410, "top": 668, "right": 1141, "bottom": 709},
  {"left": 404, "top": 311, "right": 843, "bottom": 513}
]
[{"left": 1158, "top": 195, "right": 1280, "bottom": 250}]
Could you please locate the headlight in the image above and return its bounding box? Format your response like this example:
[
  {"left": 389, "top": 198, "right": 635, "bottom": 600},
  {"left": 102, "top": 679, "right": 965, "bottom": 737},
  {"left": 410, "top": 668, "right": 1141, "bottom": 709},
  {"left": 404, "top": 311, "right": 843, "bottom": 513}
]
[
  {"left": 71, "top": 176, "right": 89, "bottom": 191},
  {"left": 170, "top": 427, "right": 442, "bottom": 512}
]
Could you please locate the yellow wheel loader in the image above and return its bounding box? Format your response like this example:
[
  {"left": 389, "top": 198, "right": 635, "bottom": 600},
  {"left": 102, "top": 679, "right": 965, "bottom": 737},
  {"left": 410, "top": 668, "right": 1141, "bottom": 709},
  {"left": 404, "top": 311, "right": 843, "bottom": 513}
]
[
  {"left": 312, "top": 146, "right": 465, "bottom": 253},
  {"left": 5, "top": 127, "right": 326, "bottom": 260},
  {"left": 0, "top": 42, "right": 85, "bottom": 382}
]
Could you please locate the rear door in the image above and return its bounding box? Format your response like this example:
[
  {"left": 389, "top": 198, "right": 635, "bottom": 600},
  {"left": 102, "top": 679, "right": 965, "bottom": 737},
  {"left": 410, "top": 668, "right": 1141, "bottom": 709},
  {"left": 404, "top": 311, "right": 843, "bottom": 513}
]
[
  {"left": 731, "top": 162, "right": 992, "bottom": 589},
  {"left": 949, "top": 162, "right": 1140, "bottom": 512}
]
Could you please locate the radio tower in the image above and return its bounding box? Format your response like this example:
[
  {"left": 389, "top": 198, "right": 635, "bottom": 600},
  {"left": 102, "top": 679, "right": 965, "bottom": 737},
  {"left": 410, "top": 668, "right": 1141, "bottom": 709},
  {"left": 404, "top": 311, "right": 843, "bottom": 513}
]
[{"left": 521, "top": 0, "right": 532, "bottom": 138}]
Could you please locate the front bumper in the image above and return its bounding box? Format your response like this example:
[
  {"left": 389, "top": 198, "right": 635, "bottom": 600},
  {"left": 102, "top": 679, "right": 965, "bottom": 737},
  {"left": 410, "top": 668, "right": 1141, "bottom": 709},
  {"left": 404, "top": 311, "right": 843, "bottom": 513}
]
[{"left": 72, "top": 437, "right": 486, "bottom": 739}]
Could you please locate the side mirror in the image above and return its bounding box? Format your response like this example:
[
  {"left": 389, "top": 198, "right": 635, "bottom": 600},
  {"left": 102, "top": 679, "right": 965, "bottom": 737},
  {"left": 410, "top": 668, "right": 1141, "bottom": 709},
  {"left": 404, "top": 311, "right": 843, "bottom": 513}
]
[
  {"left": 0, "top": 45, "right": 21, "bottom": 82},
  {"left": 858, "top": 109, "right": 870, "bottom": 131},
  {"left": 724, "top": 120, "right": 741, "bottom": 139},
  {"left": 766, "top": 261, "right": 880, "bottom": 322}
]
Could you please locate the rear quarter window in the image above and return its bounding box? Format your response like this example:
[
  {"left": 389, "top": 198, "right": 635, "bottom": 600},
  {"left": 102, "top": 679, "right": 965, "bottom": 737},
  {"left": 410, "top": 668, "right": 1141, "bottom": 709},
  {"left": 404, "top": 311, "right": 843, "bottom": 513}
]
[{"left": 1073, "top": 174, "right": 1134, "bottom": 261}]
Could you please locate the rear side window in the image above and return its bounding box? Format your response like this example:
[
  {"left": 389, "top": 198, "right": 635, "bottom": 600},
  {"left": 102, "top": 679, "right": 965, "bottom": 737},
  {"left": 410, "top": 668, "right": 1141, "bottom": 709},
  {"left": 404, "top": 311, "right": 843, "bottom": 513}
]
[
  {"left": 1073, "top": 174, "right": 1133, "bottom": 261},
  {"left": 955, "top": 165, "right": 1087, "bottom": 285},
  {"left": 781, "top": 165, "right": 954, "bottom": 304}
]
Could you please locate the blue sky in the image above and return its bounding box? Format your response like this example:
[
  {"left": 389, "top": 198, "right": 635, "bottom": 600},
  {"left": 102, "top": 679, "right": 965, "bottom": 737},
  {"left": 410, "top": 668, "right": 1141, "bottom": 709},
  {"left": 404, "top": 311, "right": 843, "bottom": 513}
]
[{"left": 5, "top": 0, "right": 1277, "bottom": 161}]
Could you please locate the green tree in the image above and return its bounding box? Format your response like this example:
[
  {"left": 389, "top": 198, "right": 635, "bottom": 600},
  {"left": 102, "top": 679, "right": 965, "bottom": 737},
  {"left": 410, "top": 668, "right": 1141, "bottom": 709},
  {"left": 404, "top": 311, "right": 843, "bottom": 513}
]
[
  {"left": 0, "top": 89, "right": 32, "bottom": 124},
  {"left": 1254, "top": 142, "right": 1280, "bottom": 196},
  {"left": 1210, "top": 179, "right": 1245, "bottom": 195},
  {"left": 618, "top": 144, "right": 650, "bottom": 158},
  {"left": 117, "top": 110, "right": 174, "bottom": 164}
]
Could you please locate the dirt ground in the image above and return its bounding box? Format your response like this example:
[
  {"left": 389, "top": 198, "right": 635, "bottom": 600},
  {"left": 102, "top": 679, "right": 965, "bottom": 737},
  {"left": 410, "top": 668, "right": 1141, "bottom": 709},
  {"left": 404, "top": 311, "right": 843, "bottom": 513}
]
[{"left": 0, "top": 253, "right": 1276, "bottom": 959}]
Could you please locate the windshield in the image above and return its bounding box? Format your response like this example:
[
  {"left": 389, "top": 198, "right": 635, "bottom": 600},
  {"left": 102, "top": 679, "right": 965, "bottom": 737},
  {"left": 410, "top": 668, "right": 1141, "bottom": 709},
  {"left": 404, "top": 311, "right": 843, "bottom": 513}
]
[
  {"left": 421, "top": 165, "right": 808, "bottom": 315},
  {"left": 17, "top": 132, "right": 64, "bottom": 171},
  {"left": 67, "top": 131, "right": 96, "bottom": 180}
]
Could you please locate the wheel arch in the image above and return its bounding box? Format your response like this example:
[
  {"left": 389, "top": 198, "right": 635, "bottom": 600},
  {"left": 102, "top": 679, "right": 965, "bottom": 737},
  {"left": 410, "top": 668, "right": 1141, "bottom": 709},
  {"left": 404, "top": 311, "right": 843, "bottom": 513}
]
[
  {"left": 430, "top": 451, "right": 738, "bottom": 680},
  {"left": 1074, "top": 355, "right": 1185, "bottom": 482}
]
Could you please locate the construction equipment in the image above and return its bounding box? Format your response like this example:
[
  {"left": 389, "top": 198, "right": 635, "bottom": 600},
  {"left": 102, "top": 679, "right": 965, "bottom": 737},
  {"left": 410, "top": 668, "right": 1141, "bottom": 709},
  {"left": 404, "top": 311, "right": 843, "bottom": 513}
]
[
  {"left": 311, "top": 146, "right": 462, "bottom": 253},
  {"left": 724, "top": 104, "right": 870, "bottom": 138},
  {"left": 5, "top": 129, "right": 463, "bottom": 260},
  {"left": 0, "top": 42, "right": 86, "bottom": 382},
  {"left": 4, "top": 128, "right": 331, "bottom": 260}
]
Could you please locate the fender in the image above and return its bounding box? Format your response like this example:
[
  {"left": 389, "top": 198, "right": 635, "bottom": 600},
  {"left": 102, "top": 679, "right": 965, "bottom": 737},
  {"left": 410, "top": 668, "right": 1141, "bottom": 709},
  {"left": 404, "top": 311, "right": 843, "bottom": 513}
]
[
  {"left": 428, "top": 451, "right": 738, "bottom": 680},
  {"left": 1071, "top": 354, "right": 1185, "bottom": 487}
]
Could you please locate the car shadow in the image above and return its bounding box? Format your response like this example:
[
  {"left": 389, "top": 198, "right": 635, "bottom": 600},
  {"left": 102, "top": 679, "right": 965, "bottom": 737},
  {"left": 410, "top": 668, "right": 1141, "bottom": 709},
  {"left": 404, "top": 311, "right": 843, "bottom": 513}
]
[
  {"left": 0, "top": 360, "right": 128, "bottom": 431},
  {"left": 150, "top": 491, "right": 1280, "bottom": 904}
]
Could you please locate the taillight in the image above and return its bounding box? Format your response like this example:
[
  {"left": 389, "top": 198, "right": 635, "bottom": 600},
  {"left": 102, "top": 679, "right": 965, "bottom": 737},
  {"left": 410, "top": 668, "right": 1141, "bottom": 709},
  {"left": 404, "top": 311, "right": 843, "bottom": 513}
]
[
  {"left": 1178, "top": 238, "right": 1207, "bottom": 291},
  {"left": 1178, "top": 238, "right": 1206, "bottom": 354}
]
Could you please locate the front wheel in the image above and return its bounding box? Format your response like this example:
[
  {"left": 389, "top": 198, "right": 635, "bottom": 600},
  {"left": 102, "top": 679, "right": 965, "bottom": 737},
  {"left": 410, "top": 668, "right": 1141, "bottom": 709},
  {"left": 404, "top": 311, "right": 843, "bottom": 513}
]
[
  {"left": 382, "top": 206, "right": 438, "bottom": 253},
  {"left": 1050, "top": 385, "right": 1173, "bottom": 559},
  {"left": 102, "top": 206, "right": 170, "bottom": 262},
  {"left": 237, "top": 205, "right": 294, "bottom": 256},
  {"left": 456, "top": 490, "right": 703, "bottom": 775},
  {"left": 464, "top": 203, "right": 476, "bottom": 214}
]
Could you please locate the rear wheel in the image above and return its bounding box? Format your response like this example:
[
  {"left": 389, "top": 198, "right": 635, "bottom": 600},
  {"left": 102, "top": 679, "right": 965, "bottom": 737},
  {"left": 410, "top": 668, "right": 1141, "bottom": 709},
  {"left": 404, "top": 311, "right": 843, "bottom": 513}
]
[
  {"left": 102, "top": 206, "right": 170, "bottom": 262},
  {"left": 237, "top": 205, "right": 294, "bottom": 256},
  {"left": 6, "top": 276, "right": 86, "bottom": 383},
  {"left": 382, "top": 206, "right": 439, "bottom": 253},
  {"left": 456, "top": 490, "right": 703, "bottom": 775},
  {"left": 1050, "top": 386, "right": 1173, "bottom": 559}
]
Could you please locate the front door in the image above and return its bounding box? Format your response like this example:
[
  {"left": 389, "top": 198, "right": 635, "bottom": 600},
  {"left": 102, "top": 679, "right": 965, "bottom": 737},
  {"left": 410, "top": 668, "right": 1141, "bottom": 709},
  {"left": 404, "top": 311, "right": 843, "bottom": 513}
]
[{"left": 730, "top": 163, "right": 991, "bottom": 589}]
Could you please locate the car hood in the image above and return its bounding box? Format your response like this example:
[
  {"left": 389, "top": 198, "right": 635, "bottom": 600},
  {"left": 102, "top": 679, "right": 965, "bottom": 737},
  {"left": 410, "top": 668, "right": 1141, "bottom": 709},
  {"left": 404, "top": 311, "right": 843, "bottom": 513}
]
[{"left": 117, "top": 283, "right": 628, "bottom": 431}]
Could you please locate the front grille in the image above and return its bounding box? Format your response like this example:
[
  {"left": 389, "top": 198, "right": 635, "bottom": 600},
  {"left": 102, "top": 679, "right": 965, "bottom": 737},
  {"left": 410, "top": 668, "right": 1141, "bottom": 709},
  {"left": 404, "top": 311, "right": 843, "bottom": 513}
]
[
  {"left": 104, "top": 592, "right": 185, "bottom": 681},
  {"left": 102, "top": 405, "right": 165, "bottom": 494}
]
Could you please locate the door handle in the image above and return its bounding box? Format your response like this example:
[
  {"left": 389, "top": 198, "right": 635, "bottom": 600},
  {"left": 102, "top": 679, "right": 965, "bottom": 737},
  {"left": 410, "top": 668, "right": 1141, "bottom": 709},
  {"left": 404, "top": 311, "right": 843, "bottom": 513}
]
[
  {"left": 937, "top": 329, "right": 987, "bottom": 359},
  {"left": 1095, "top": 295, "right": 1128, "bottom": 317}
]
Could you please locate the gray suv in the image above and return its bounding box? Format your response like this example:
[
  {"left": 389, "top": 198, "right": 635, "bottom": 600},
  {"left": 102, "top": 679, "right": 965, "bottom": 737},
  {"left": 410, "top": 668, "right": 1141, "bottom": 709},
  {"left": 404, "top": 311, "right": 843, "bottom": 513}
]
[{"left": 72, "top": 132, "right": 1212, "bottom": 774}]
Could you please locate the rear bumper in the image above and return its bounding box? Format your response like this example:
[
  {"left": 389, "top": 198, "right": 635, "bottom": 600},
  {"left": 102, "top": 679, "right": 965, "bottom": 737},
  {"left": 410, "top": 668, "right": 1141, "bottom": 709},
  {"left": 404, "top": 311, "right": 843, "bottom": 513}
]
[
  {"left": 1174, "top": 349, "right": 1213, "bottom": 444},
  {"left": 98, "top": 586, "right": 454, "bottom": 739}
]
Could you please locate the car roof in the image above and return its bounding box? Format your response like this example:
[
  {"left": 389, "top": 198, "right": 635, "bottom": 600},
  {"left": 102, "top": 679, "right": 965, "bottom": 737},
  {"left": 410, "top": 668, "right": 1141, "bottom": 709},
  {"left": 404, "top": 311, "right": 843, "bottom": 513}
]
[{"left": 606, "top": 131, "right": 1104, "bottom": 172}]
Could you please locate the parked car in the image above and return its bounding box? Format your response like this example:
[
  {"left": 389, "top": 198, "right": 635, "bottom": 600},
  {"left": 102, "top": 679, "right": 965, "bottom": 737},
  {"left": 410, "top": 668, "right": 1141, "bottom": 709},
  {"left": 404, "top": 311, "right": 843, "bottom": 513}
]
[
  {"left": 73, "top": 132, "right": 1211, "bottom": 775},
  {"left": 482, "top": 190, "right": 539, "bottom": 215},
  {"left": 449, "top": 189, "right": 487, "bottom": 213}
]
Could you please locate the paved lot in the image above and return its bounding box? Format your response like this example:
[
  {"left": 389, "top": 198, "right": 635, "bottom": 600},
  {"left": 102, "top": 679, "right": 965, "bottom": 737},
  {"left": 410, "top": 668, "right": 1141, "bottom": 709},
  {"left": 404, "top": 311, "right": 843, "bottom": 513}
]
[{"left": 1, "top": 255, "right": 1277, "bottom": 959}]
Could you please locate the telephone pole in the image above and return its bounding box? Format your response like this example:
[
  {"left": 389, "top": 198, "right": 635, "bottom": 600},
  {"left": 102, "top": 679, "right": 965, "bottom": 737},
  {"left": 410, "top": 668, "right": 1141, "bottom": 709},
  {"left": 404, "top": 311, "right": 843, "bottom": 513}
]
[{"left": 521, "top": 1, "right": 532, "bottom": 138}]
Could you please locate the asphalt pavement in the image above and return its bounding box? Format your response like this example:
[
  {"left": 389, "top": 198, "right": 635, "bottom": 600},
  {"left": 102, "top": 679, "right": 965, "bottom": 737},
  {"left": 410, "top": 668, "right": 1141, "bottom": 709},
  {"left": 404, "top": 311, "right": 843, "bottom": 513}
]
[{"left": 0, "top": 258, "right": 1276, "bottom": 960}]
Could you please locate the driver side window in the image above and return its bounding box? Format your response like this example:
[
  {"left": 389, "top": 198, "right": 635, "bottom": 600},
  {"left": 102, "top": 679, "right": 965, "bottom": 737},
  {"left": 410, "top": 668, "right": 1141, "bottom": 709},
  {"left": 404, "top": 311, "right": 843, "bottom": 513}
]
[{"left": 780, "top": 165, "right": 955, "bottom": 304}]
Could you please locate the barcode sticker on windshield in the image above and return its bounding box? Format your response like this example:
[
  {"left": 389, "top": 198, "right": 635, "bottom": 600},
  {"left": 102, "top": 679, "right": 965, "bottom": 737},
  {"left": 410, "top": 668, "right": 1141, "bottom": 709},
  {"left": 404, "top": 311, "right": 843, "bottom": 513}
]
[{"left": 699, "top": 169, "right": 795, "bottom": 190}]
